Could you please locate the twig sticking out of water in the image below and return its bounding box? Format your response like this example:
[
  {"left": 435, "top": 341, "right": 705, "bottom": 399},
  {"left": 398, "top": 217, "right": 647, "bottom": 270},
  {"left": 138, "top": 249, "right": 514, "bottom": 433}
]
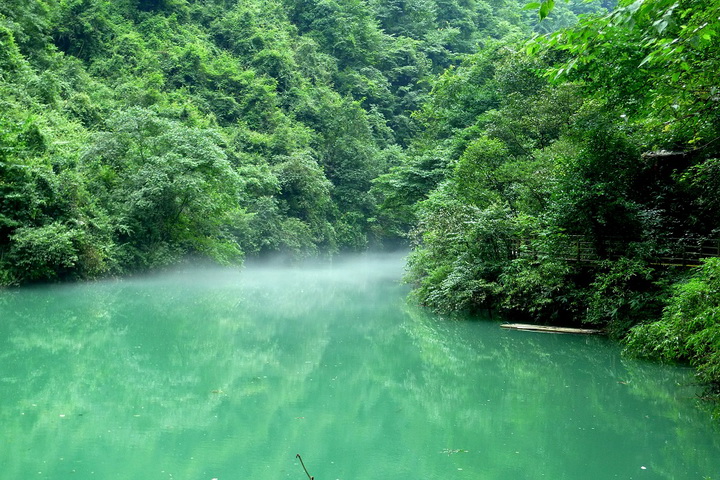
[{"left": 296, "top": 454, "right": 314, "bottom": 480}]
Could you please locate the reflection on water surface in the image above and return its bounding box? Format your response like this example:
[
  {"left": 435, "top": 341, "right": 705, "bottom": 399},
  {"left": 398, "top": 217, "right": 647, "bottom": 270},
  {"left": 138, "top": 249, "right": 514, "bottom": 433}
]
[{"left": 1, "top": 253, "right": 718, "bottom": 479}]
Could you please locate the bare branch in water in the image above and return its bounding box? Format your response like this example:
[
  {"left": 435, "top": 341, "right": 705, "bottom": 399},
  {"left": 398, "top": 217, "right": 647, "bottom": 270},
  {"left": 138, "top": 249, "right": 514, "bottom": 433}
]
[{"left": 296, "top": 454, "right": 314, "bottom": 480}]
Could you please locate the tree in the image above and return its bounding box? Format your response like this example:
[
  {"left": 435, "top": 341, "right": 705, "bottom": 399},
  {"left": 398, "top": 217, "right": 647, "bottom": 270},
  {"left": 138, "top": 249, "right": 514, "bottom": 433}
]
[{"left": 82, "top": 107, "right": 246, "bottom": 267}]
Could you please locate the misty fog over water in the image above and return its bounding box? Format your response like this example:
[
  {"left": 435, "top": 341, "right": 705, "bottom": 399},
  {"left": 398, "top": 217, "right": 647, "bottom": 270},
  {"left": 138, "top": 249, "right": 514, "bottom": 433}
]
[{"left": 1, "top": 252, "right": 719, "bottom": 480}]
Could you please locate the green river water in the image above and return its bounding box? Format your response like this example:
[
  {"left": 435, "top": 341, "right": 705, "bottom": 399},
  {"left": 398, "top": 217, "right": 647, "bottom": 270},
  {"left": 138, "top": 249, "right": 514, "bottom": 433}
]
[{"left": 1, "top": 253, "right": 719, "bottom": 480}]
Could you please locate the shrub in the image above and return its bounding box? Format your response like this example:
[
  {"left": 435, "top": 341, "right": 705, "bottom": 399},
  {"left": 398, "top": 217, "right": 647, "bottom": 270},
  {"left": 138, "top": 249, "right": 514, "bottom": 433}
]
[
  {"left": 625, "top": 258, "right": 720, "bottom": 390},
  {"left": 9, "top": 222, "right": 81, "bottom": 281}
]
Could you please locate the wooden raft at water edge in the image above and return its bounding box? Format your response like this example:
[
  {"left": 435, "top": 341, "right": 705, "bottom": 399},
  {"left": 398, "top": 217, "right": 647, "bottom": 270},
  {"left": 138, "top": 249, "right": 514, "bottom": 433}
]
[{"left": 501, "top": 323, "right": 604, "bottom": 335}]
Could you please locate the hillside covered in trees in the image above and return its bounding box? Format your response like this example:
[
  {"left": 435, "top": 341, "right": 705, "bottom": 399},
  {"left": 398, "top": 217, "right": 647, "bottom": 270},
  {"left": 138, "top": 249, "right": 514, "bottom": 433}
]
[
  {"left": 2, "top": 1, "right": 720, "bottom": 388},
  {"left": 0, "top": 0, "right": 607, "bottom": 283}
]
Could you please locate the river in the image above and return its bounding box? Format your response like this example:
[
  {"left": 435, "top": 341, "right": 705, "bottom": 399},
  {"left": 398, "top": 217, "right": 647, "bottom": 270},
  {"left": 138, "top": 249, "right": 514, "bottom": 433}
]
[{"left": 1, "top": 253, "right": 718, "bottom": 479}]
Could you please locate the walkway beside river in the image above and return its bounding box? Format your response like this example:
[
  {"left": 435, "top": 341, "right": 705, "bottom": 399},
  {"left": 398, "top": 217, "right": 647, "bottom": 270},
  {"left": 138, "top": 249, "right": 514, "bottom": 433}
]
[{"left": 510, "top": 236, "right": 720, "bottom": 267}]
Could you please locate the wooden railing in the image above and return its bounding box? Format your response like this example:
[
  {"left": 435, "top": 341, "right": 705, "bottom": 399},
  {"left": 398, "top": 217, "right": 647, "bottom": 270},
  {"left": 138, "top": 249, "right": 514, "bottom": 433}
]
[
  {"left": 510, "top": 236, "right": 720, "bottom": 267},
  {"left": 652, "top": 240, "right": 720, "bottom": 266}
]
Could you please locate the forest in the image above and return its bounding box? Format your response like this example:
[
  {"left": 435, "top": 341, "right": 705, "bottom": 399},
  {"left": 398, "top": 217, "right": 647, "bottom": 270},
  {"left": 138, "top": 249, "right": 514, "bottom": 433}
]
[{"left": 1, "top": 0, "right": 719, "bottom": 389}]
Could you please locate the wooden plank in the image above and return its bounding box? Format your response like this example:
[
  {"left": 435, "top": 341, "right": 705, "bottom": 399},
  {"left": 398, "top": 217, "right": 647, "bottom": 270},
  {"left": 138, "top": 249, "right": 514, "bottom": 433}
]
[{"left": 501, "top": 323, "right": 604, "bottom": 335}]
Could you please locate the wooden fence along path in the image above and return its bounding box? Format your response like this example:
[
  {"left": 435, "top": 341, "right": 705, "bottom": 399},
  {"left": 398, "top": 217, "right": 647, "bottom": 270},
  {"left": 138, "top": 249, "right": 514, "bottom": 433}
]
[{"left": 510, "top": 236, "right": 720, "bottom": 267}]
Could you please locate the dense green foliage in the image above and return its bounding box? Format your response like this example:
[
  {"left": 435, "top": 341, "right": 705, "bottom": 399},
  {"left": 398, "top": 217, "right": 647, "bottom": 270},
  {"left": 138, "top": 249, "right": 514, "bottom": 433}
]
[
  {"left": 1, "top": 0, "right": 609, "bottom": 283},
  {"left": 626, "top": 258, "right": 720, "bottom": 390},
  {"left": 383, "top": 0, "right": 720, "bottom": 386}
]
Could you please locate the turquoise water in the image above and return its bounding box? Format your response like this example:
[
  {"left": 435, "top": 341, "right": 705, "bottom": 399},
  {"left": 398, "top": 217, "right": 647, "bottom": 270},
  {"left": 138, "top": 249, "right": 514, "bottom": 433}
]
[{"left": 1, "top": 253, "right": 719, "bottom": 480}]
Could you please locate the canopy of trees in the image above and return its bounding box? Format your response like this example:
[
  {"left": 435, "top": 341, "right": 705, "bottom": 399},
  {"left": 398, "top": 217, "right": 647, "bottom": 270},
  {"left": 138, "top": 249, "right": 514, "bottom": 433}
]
[{"left": 1, "top": 0, "right": 607, "bottom": 283}]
